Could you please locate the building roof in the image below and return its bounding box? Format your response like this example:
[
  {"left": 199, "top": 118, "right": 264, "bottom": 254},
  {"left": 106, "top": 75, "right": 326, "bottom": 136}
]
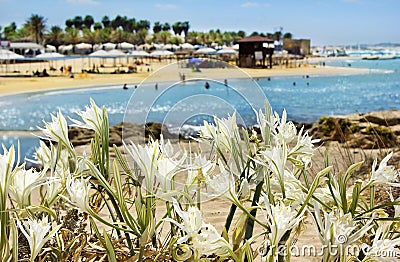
[{"left": 236, "top": 35, "right": 273, "bottom": 43}]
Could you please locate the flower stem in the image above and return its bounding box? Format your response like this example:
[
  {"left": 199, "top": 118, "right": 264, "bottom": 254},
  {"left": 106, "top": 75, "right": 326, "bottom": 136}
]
[
  {"left": 223, "top": 203, "right": 237, "bottom": 233},
  {"left": 138, "top": 245, "right": 145, "bottom": 262},
  {"left": 244, "top": 180, "right": 264, "bottom": 240}
]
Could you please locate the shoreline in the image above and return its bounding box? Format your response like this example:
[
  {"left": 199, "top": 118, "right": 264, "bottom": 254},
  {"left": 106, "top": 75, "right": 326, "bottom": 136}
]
[{"left": 0, "top": 60, "right": 371, "bottom": 97}]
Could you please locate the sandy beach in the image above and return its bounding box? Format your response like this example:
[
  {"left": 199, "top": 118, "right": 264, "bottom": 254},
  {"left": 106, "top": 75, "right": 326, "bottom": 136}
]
[{"left": 0, "top": 59, "right": 370, "bottom": 97}]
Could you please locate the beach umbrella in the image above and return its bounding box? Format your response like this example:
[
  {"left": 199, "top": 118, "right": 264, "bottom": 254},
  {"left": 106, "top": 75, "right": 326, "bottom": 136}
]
[
  {"left": 129, "top": 50, "right": 150, "bottom": 57},
  {"left": 137, "top": 43, "right": 152, "bottom": 50},
  {"left": 118, "top": 42, "right": 134, "bottom": 50},
  {"left": 36, "top": 52, "right": 65, "bottom": 59},
  {"left": 181, "top": 43, "right": 195, "bottom": 50},
  {"left": 45, "top": 45, "right": 56, "bottom": 53},
  {"left": 162, "top": 44, "right": 173, "bottom": 50},
  {"left": 153, "top": 43, "right": 163, "bottom": 50},
  {"left": 89, "top": 50, "right": 109, "bottom": 57},
  {"left": 150, "top": 50, "right": 174, "bottom": 57},
  {"left": 232, "top": 44, "right": 239, "bottom": 50},
  {"left": 93, "top": 44, "right": 103, "bottom": 51},
  {"left": 58, "top": 44, "right": 74, "bottom": 55},
  {"left": 0, "top": 50, "right": 25, "bottom": 75},
  {"left": 103, "top": 42, "right": 116, "bottom": 50},
  {"left": 0, "top": 49, "right": 24, "bottom": 60},
  {"left": 217, "top": 48, "right": 238, "bottom": 55},
  {"left": 75, "top": 43, "right": 92, "bottom": 50},
  {"left": 195, "top": 47, "right": 217, "bottom": 55},
  {"left": 108, "top": 49, "right": 126, "bottom": 57}
]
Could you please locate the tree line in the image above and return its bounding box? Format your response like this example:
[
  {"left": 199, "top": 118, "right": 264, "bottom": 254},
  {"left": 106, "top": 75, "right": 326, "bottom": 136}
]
[{"left": 0, "top": 14, "right": 292, "bottom": 48}]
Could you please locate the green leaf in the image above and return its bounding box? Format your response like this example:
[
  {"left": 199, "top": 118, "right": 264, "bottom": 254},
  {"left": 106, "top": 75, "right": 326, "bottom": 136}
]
[{"left": 103, "top": 228, "right": 117, "bottom": 262}]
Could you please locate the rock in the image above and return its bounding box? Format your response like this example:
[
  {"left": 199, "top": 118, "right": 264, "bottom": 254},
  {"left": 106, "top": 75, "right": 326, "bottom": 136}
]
[
  {"left": 309, "top": 111, "right": 400, "bottom": 149},
  {"left": 360, "top": 110, "right": 400, "bottom": 126},
  {"left": 145, "top": 122, "right": 173, "bottom": 140}
]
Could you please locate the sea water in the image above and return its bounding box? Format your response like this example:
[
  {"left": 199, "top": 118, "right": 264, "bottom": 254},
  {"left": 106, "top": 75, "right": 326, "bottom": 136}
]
[{"left": 0, "top": 58, "right": 399, "bottom": 159}]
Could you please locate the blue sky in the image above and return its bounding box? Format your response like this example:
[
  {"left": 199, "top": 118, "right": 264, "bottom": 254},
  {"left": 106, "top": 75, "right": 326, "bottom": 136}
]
[{"left": 1, "top": 0, "right": 399, "bottom": 46}]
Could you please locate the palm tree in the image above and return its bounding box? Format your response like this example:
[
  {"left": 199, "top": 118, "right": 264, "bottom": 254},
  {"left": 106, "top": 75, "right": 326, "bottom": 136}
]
[
  {"left": 162, "top": 23, "right": 170, "bottom": 32},
  {"left": 157, "top": 31, "right": 171, "bottom": 44},
  {"left": 153, "top": 21, "right": 162, "bottom": 34},
  {"left": 82, "top": 28, "right": 96, "bottom": 45},
  {"left": 83, "top": 15, "right": 94, "bottom": 30},
  {"left": 111, "top": 15, "right": 122, "bottom": 30},
  {"left": 3, "top": 22, "right": 17, "bottom": 40},
  {"left": 24, "top": 14, "right": 46, "bottom": 43},
  {"left": 136, "top": 20, "right": 150, "bottom": 31},
  {"left": 283, "top": 32, "right": 292, "bottom": 39},
  {"left": 64, "top": 28, "right": 80, "bottom": 45},
  {"left": 102, "top": 16, "right": 111, "bottom": 28},
  {"left": 125, "top": 18, "right": 136, "bottom": 33},
  {"left": 237, "top": 30, "right": 246, "bottom": 38},
  {"left": 172, "top": 22, "right": 181, "bottom": 35},
  {"left": 119, "top": 16, "right": 128, "bottom": 32},
  {"left": 45, "top": 26, "right": 63, "bottom": 48},
  {"left": 93, "top": 22, "right": 102, "bottom": 31},
  {"left": 186, "top": 31, "right": 197, "bottom": 44},
  {"left": 110, "top": 29, "right": 125, "bottom": 43},
  {"left": 181, "top": 21, "right": 190, "bottom": 41},
  {"left": 73, "top": 16, "right": 83, "bottom": 30},
  {"left": 65, "top": 19, "right": 74, "bottom": 29}
]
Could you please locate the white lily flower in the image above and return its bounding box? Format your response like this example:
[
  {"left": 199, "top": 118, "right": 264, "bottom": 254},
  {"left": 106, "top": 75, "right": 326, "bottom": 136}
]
[
  {"left": 257, "top": 107, "right": 272, "bottom": 144},
  {"left": 44, "top": 175, "right": 63, "bottom": 206},
  {"left": 10, "top": 168, "right": 43, "bottom": 207},
  {"left": 125, "top": 139, "right": 159, "bottom": 191},
  {"left": 167, "top": 198, "right": 232, "bottom": 260},
  {"left": 276, "top": 109, "right": 297, "bottom": 144},
  {"left": 313, "top": 201, "right": 374, "bottom": 261},
  {"left": 156, "top": 158, "right": 179, "bottom": 192},
  {"left": 206, "top": 160, "right": 237, "bottom": 201},
  {"left": 199, "top": 120, "right": 217, "bottom": 140},
  {"left": 0, "top": 144, "right": 15, "bottom": 196},
  {"left": 361, "top": 223, "right": 400, "bottom": 262},
  {"left": 263, "top": 194, "right": 305, "bottom": 247},
  {"left": 369, "top": 152, "right": 398, "bottom": 185},
  {"left": 289, "top": 126, "right": 320, "bottom": 165},
  {"left": 269, "top": 178, "right": 305, "bottom": 206},
  {"left": 259, "top": 145, "right": 286, "bottom": 181},
  {"left": 17, "top": 216, "right": 61, "bottom": 262},
  {"left": 186, "top": 153, "right": 214, "bottom": 188},
  {"left": 200, "top": 113, "right": 239, "bottom": 153},
  {"left": 159, "top": 135, "right": 181, "bottom": 159},
  {"left": 169, "top": 198, "right": 203, "bottom": 244},
  {"left": 66, "top": 175, "right": 91, "bottom": 212},
  {"left": 70, "top": 98, "right": 103, "bottom": 135},
  {"left": 39, "top": 110, "right": 70, "bottom": 146},
  {"left": 192, "top": 223, "right": 232, "bottom": 259},
  {"left": 32, "top": 141, "right": 51, "bottom": 167},
  {"left": 76, "top": 151, "right": 90, "bottom": 174}
]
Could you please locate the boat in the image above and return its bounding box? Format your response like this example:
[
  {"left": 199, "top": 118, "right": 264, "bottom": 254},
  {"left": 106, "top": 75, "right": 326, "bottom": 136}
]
[
  {"left": 362, "top": 55, "right": 379, "bottom": 60},
  {"left": 362, "top": 54, "right": 396, "bottom": 60},
  {"left": 378, "top": 54, "right": 396, "bottom": 60}
]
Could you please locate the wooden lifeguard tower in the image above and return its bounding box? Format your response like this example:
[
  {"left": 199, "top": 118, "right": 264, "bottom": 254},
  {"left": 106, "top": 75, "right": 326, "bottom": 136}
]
[{"left": 236, "top": 36, "right": 274, "bottom": 68}]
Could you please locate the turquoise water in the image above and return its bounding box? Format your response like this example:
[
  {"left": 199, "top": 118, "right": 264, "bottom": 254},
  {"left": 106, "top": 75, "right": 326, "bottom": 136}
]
[{"left": 1, "top": 58, "right": 399, "bottom": 159}]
